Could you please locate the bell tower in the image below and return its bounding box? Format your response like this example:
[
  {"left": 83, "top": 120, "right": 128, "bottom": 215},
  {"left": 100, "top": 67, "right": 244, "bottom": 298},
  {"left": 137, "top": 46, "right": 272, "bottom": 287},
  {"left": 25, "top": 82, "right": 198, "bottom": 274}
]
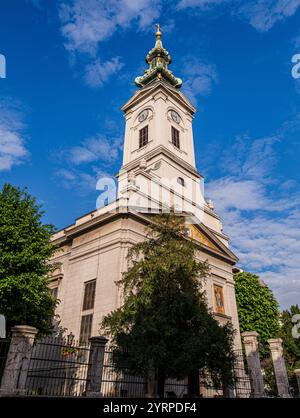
[
  {"left": 117, "top": 25, "right": 207, "bottom": 225},
  {"left": 121, "top": 24, "right": 197, "bottom": 169}
]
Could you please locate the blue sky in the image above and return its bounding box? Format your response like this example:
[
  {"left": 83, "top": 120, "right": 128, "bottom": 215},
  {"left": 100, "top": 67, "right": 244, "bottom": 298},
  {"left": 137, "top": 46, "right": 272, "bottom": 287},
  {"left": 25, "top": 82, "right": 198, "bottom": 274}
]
[{"left": 1, "top": 0, "right": 300, "bottom": 308}]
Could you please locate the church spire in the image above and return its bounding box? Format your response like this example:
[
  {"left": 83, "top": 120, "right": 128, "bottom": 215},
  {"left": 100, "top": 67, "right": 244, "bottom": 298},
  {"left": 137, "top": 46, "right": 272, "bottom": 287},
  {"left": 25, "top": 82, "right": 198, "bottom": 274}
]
[{"left": 134, "top": 24, "right": 182, "bottom": 89}]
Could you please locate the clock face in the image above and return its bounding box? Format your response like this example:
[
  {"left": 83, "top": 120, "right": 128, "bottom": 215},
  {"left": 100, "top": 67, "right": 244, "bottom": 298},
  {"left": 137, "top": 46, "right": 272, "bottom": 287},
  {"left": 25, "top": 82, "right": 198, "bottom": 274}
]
[
  {"left": 170, "top": 110, "right": 181, "bottom": 124},
  {"left": 138, "top": 109, "right": 149, "bottom": 123}
]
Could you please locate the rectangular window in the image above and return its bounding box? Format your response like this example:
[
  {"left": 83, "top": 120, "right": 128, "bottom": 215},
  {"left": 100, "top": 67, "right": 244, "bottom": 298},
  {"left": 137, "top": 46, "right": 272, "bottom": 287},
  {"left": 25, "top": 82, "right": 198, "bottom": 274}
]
[
  {"left": 139, "top": 125, "right": 148, "bottom": 148},
  {"left": 79, "top": 314, "right": 93, "bottom": 343},
  {"left": 171, "top": 126, "right": 180, "bottom": 149},
  {"left": 82, "top": 280, "right": 96, "bottom": 311}
]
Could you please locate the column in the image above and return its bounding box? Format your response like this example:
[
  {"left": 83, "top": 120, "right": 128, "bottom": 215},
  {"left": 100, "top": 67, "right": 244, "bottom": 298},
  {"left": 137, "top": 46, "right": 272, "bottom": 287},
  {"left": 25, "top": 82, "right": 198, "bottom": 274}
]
[
  {"left": 86, "top": 336, "right": 108, "bottom": 397},
  {"left": 268, "top": 338, "right": 291, "bottom": 398},
  {"left": 242, "top": 331, "right": 265, "bottom": 397},
  {"left": 0, "top": 325, "right": 38, "bottom": 396}
]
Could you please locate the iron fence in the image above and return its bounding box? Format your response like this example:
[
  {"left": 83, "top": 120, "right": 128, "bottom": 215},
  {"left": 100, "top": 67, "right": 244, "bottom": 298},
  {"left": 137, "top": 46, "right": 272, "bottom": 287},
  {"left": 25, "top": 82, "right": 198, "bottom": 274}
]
[
  {"left": 260, "top": 347, "right": 277, "bottom": 397},
  {"left": 0, "top": 338, "right": 10, "bottom": 384},
  {"left": 101, "top": 350, "right": 146, "bottom": 397},
  {"left": 100, "top": 348, "right": 250, "bottom": 398},
  {"left": 164, "top": 378, "right": 188, "bottom": 398},
  {"left": 101, "top": 350, "right": 189, "bottom": 398},
  {"left": 232, "top": 350, "right": 252, "bottom": 398},
  {"left": 22, "top": 337, "right": 252, "bottom": 398},
  {"left": 26, "top": 336, "right": 91, "bottom": 396}
]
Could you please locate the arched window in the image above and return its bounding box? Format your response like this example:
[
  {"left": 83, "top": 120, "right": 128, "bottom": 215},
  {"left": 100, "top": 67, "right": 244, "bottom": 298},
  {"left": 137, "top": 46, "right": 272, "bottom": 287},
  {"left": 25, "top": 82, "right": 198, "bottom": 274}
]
[{"left": 177, "top": 177, "right": 185, "bottom": 186}]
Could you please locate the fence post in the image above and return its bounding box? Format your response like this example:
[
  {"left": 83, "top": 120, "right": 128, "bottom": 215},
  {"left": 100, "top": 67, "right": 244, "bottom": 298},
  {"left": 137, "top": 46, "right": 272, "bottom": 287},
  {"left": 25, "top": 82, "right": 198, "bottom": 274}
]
[
  {"left": 268, "top": 338, "right": 291, "bottom": 398},
  {"left": 294, "top": 369, "right": 300, "bottom": 395},
  {"left": 0, "top": 325, "right": 38, "bottom": 396},
  {"left": 145, "top": 367, "right": 157, "bottom": 398},
  {"left": 86, "top": 336, "right": 108, "bottom": 397},
  {"left": 242, "top": 331, "right": 265, "bottom": 397}
]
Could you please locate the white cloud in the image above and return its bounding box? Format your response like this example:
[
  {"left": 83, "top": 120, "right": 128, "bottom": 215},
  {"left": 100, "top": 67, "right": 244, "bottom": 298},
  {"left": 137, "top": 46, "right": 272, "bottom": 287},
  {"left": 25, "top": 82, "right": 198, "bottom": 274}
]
[
  {"left": 237, "top": 0, "right": 300, "bottom": 32},
  {"left": 0, "top": 101, "right": 29, "bottom": 171},
  {"left": 84, "top": 57, "right": 124, "bottom": 88},
  {"left": 55, "top": 168, "right": 97, "bottom": 191},
  {"left": 205, "top": 118, "right": 300, "bottom": 308},
  {"left": 54, "top": 122, "right": 123, "bottom": 194},
  {"left": 218, "top": 207, "right": 300, "bottom": 308},
  {"left": 177, "top": 0, "right": 230, "bottom": 9},
  {"left": 219, "top": 134, "right": 279, "bottom": 180},
  {"left": 59, "top": 0, "right": 162, "bottom": 88},
  {"left": 55, "top": 167, "right": 113, "bottom": 194},
  {"left": 181, "top": 58, "right": 218, "bottom": 105},
  {"left": 65, "top": 134, "right": 122, "bottom": 166},
  {"left": 207, "top": 178, "right": 270, "bottom": 211},
  {"left": 177, "top": 0, "right": 300, "bottom": 32},
  {"left": 59, "top": 0, "right": 162, "bottom": 56}
]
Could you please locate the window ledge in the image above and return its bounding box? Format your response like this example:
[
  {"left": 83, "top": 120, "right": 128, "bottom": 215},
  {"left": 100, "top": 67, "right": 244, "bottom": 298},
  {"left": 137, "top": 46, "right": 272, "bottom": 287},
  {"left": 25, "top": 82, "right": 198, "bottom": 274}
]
[
  {"left": 168, "top": 141, "right": 187, "bottom": 155},
  {"left": 132, "top": 139, "right": 153, "bottom": 154}
]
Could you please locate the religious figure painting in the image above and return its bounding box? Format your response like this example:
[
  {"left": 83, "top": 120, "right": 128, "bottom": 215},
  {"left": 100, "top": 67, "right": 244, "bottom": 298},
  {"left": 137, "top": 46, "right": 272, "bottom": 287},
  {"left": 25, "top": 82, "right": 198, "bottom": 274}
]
[{"left": 214, "top": 285, "right": 225, "bottom": 314}]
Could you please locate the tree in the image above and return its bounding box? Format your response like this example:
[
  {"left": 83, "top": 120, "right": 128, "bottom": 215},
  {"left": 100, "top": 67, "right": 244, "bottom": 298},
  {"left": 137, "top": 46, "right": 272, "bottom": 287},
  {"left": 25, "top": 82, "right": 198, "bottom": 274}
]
[
  {"left": 0, "top": 184, "right": 57, "bottom": 335},
  {"left": 234, "top": 271, "right": 280, "bottom": 344},
  {"left": 234, "top": 271, "right": 280, "bottom": 395},
  {"left": 102, "top": 213, "right": 236, "bottom": 395},
  {"left": 279, "top": 305, "right": 300, "bottom": 395}
]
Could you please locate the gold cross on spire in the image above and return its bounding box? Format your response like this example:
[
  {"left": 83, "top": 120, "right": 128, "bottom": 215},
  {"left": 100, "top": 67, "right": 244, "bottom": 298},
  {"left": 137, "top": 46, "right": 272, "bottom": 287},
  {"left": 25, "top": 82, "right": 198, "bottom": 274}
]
[{"left": 155, "top": 23, "right": 162, "bottom": 48}]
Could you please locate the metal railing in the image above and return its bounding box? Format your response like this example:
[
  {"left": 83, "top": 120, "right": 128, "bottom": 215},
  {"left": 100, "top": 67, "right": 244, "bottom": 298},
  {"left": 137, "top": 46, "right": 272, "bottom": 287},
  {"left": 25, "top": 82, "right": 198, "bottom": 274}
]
[
  {"left": 232, "top": 350, "right": 252, "bottom": 398},
  {"left": 101, "top": 350, "right": 146, "bottom": 397},
  {"left": 22, "top": 338, "right": 253, "bottom": 398},
  {"left": 26, "top": 336, "right": 91, "bottom": 396}
]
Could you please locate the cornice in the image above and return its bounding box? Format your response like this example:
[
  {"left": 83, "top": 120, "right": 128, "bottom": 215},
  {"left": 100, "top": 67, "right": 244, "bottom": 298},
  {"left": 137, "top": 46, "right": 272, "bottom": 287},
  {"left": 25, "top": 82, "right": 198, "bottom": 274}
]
[
  {"left": 119, "top": 144, "right": 202, "bottom": 179},
  {"left": 51, "top": 206, "right": 237, "bottom": 265}
]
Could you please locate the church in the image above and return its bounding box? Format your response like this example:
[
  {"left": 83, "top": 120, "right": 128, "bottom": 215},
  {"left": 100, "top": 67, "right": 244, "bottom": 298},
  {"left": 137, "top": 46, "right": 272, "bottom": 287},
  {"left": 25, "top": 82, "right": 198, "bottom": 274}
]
[{"left": 50, "top": 26, "right": 242, "bottom": 350}]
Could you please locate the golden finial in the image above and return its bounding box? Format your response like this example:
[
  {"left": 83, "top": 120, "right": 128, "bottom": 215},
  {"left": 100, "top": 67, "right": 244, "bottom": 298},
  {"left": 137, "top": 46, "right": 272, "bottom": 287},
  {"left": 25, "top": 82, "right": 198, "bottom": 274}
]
[{"left": 155, "top": 23, "right": 162, "bottom": 48}]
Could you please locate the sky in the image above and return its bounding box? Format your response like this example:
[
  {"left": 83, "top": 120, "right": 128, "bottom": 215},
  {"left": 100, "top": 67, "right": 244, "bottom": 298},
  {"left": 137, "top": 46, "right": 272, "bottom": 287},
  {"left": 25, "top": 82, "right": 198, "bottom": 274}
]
[{"left": 0, "top": 0, "right": 300, "bottom": 309}]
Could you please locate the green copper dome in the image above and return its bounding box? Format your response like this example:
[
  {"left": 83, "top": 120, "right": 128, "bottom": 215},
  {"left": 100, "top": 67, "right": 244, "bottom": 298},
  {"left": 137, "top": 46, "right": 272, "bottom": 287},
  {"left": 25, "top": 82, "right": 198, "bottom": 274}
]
[{"left": 135, "top": 24, "right": 182, "bottom": 89}]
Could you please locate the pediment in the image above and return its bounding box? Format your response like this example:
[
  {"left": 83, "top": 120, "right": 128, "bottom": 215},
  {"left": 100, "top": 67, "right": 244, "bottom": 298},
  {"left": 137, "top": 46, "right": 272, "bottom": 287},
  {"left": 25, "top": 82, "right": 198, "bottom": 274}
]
[
  {"left": 136, "top": 210, "right": 238, "bottom": 264},
  {"left": 121, "top": 80, "right": 196, "bottom": 114},
  {"left": 187, "top": 224, "right": 218, "bottom": 250},
  {"left": 186, "top": 223, "right": 238, "bottom": 264}
]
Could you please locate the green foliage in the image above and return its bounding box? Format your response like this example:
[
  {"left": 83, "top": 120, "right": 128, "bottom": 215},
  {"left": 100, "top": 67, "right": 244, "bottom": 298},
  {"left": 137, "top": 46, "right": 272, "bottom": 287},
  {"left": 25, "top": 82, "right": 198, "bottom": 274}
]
[
  {"left": 279, "top": 305, "right": 300, "bottom": 395},
  {"left": 102, "top": 213, "right": 236, "bottom": 387},
  {"left": 0, "top": 184, "right": 57, "bottom": 335},
  {"left": 234, "top": 271, "right": 280, "bottom": 344}
]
